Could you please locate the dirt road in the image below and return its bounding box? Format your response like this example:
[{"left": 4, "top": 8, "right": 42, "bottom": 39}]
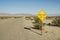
[{"left": 0, "top": 17, "right": 24, "bottom": 40}]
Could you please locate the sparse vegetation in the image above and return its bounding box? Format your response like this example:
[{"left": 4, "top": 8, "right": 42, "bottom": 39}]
[
  {"left": 0, "top": 17, "right": 8, "bottom": 19},
  {"left": 25, "top": 16, "right": 31, "bottom": 20},
  {"left": 0, "top": 17, "right": 21, "bottom": 20},
  {"left": 32, "top": 16, "right": 42, "bottom": 30},
  {"left": 52, "top": 17, "right": 60, "bottom": 26},
  {"left": 25, "top": 16, "right": 34, "bottom": 20}
]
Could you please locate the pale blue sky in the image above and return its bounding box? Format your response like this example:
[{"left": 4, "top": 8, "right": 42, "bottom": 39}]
[{"left": 0, "top": 0, "right": 60, "bottom": 16}]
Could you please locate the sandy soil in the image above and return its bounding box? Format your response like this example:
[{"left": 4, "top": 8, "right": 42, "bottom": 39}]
[
  {"left": 0, "top": 17, "right": 24, "bottom": 40},
  {"left": 24, "top": 17, "right": 60, "bottom": 40},
  {"left": 0, "top": 16, "right": 60, "bottom": 40}
]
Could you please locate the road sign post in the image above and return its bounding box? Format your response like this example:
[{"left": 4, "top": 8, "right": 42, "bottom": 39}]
[{"left": 37, "top": 10, "right": 47, "bottom": 35}]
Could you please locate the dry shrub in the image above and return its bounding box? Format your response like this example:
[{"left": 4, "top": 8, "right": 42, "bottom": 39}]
[
  {"left": 32, "top": 16, "right": 42, "bottom": 30},
  {"left": 52, "top": 17, "right": 60, "bottom": 26}
]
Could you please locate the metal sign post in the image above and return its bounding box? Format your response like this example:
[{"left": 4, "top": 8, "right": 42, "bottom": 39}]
[{"left": 37, "top": 10, "right": 47, "bottom": 35}]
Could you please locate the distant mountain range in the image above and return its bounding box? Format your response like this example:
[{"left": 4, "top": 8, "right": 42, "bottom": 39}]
[
  {"left": 0, "top": 13, "right": 34, "bottom": 16},
  {"left": 0, "top": 13, "right": 60, "bottom": 16}
]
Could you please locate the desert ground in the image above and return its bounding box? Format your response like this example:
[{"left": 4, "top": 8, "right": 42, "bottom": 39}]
[{"left": 0, "top": 16, "right": 60, "bottom": 40}]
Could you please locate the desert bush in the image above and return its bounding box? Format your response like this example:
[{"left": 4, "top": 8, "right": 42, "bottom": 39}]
[
  {"left": 0, "top": 17, "right": 9, "bottom": 19},
  {"left": 0, "top": 17, "right": 4, "bottom": 19},
  {"left": 14, "top": 17, "right": 17, "bottom": 18},
  {"left": 52, "top": 17, "right": 60, "bottom": 26},
  {"left": 25, "top": 17, "right": 30, "bottom": 20},
  {"left": 32, "top": 16, "right": 42, "bottom": 30}
]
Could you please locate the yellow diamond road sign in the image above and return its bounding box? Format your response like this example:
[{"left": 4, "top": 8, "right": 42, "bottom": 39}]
[{"left": 37, "top": 10, "right": 47, "bottom": 22}]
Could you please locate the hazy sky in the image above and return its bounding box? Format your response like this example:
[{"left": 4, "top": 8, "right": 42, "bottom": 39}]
[{"left": 0, "top": 0, "right": 60, "bottom": 16}]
